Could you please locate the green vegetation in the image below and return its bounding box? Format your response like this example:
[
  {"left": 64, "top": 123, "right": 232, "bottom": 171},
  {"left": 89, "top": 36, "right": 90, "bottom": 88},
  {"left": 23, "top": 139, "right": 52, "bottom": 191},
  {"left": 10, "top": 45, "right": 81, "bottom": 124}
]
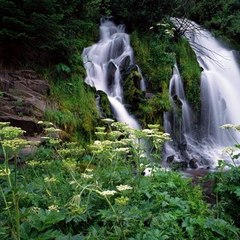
[
  {"left": 190, "top": 0, "right": 240, "bottom": 49},
  {"left": 209, "top": 124, "right": 240, "bottom": 228},
  {"left": 174, "top": 38, "right": 202, "bottom": 111},
  {"left": 138, "top": 84, "right": 171, "bottom": 128},
  {"left": 96, "top": 90, "right": 113, "bottom": 119},
  {"left": 0, "top": 122, "right": 239, "bottom": 239},
  {"left": 44, "top": 73, "right": 99, "bottom": 142},
  {"left": 131, "top": 25, "right": 174, "bottom": 93},
  {"left": 0, "top": 0, "right": 101, "bottom": 66},
  {"left": 122, "top": 69, "right": 145, "bottom": 111},
  {"left": 129, "top": 22, "right": 174, "bottom": 126}
]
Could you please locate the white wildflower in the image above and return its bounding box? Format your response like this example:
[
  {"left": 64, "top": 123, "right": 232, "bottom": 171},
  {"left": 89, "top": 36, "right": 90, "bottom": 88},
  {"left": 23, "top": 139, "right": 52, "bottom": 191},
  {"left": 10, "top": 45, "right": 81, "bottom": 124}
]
[
  {"left": 115, "top": 148, "right": 130, "bottom": 153},
  {"left": 98, "top": 190, "right": 117, "bottom": 196},
  {"left": 48, "top": 205, "right": 59, "bottom": 212},
  {"left": 101, "top": 140, "right": 113, "bottom": 146},
  {"left": 222, "top": 146, "right": 238, "bottom": 153},
  {"left": 116, "top": 184, "right": 133, "bottom": 191},
  {"left": 82, "top": 173, "right": 93, "bottom": 179},
  {"left": 220, "top": 124, "right": 235, "bottom": 129},
  {"left": 94, "top": 140, "right": 102, "bottom": 145},
  {"left": 101, "top": 118, "right": 115, "bottom": 124},
  {"left": 45, "top": 127, "right": 61, "bottom": 133},
  {"left": 44, "top": 176, "right": 58, "bottom": 183},
  {"left": 27, "top": 160, "right": 40, "bottom": 166},
  {"left": 142, "top": 129, "right": 153, "bottom": 134},
  {"left": 30, "top": 207, "right": 41, "bottom": 213}
]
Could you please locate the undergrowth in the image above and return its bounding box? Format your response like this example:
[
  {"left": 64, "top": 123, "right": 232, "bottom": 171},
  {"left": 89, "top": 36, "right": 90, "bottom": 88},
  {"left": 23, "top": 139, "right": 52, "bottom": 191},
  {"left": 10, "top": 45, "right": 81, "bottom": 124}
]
[
  {"left": 209, "top": 124, "right": 240, "bottom": 228},
  {"left": 44, "top": 73, "right": 99, "bottom": 143},
  {"left": 0, "top": 121, "right": 239, "bottom": 239}
]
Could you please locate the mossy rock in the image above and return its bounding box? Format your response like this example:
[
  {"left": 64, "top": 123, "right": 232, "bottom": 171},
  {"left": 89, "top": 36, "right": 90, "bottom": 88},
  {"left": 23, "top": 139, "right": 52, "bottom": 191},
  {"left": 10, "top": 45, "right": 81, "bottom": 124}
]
[
  {"left": 175, "top": 38, "right": 201, "bottom": 112},
  {"left": 131, "top": 31, "right": 173, "bottom": 94},
  {"left": 122, "top": 67, "right": 145, "bottom": 111},
  {"left": 138, "top": 85, "right": 171, "bottom": 127},
  {"left": 96, "top": 90, "right": 112, "bottom": 118}
]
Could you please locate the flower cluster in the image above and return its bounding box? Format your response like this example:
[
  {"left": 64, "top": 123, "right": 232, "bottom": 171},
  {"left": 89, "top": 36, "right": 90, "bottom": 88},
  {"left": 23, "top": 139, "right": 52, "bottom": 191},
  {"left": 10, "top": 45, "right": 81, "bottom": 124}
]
[
  {"left": 116, "top": 184, "right": 133, "bottom": 191},
  {"left": 0, "top": 126, "right": 26, "bottom": 139},
  {"left": 1, "top": 138, "right": 29, "bottom": 152},
  {"left": 81, "top": 173, "right": 93, "bottom": 179},
  {"left": 30, "top": 207, "right": 41, "bottom": 213},
  {"left": 98, "top": 190, "right": 117, "bottom": 196},
  {"left": 44, "top": 176, "right": 58, "bottom": 183},
  {"left": 115, "top": 196, "right": 129, "bottom": 206},
  {"left": 48, "top": 205, "right": 59, "bottom": 212},
  {"left": 220, "top": 124, "right": 240, "bottom": 131}
]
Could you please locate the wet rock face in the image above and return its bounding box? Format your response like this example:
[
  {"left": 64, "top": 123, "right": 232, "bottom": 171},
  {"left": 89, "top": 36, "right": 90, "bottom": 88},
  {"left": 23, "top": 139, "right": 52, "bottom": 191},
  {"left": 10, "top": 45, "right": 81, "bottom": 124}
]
[
  {"left": 0, "top": 69, "right": 49, "bottom": 135},
  {"left": 189, "top": 158, "right": 198, "bottom": 169}
]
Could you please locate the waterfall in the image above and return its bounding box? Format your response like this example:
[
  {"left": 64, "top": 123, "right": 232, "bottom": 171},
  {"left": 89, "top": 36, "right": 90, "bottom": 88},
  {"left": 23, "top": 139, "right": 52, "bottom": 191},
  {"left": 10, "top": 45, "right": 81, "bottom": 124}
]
[
  {"left": 82, "top": 19, "right": 140, "bottom": 129},
  {"left": 164, "top": 64, "right": 194, "bottom": 162},
  {"left": 167, "top": 18, "right": 240, "bottom": 166}
]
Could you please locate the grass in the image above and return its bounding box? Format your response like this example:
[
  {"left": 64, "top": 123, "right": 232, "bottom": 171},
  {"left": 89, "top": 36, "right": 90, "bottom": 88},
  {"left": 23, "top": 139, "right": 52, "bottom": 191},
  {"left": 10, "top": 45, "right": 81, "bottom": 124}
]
[{"left": 44, "top": 73, "right": 99, "bottom": 142}]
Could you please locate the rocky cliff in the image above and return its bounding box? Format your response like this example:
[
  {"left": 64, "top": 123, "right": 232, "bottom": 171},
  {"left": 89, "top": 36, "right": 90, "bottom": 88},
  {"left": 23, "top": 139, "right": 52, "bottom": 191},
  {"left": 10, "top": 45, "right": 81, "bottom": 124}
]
[{"left": 0, "top": 69, "right": 49, "bottom": 135}]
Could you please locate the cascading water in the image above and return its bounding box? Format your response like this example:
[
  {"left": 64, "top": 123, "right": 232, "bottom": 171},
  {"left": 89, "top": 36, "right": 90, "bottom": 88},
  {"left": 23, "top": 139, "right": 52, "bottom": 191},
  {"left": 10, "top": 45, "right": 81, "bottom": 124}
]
[
  {"left": 82, "top": 19, "right": 141, "bottom": 129},
  {"left": 167, "top": 18, "right": 240, "bottom": 166},
  {"left": 164, "top": 64, "right": 194, "bottom": 162}
]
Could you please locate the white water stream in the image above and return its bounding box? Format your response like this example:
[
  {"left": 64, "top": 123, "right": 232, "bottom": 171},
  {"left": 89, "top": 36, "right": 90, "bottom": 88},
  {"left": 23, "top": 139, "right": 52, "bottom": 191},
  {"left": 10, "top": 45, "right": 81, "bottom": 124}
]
[
  {"left": 167, "top": 19, "right": 240, "bottom": 166},
  {"left": 82, "top": 19, "right": 141, "bottom": 129}
]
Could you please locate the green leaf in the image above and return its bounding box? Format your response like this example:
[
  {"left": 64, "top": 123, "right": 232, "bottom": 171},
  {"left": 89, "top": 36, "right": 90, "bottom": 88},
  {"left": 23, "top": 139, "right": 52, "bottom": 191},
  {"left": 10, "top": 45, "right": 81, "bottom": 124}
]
[{"left": 234, "top": 187, "right": 240, "bottom": 198}]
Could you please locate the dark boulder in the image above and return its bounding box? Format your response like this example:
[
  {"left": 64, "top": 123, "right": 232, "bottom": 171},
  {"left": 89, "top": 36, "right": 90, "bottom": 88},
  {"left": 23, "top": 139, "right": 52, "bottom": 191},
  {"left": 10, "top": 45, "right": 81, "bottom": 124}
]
[
  {"left": 166, "top": 155, "right": 175, "bottom": 163},
  {"left": 189, "top": 158, "right": 198, "bottom": 169},
  {"left": 106, "top": 61, "right": 117, "bottom": 91}
]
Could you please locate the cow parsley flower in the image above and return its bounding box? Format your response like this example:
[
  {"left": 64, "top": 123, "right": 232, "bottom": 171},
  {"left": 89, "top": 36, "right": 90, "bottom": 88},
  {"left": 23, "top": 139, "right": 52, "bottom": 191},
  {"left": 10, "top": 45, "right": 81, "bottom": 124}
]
[
  {"left": 115, "top": 196, "right": 129, "bottom": 205},
  {"left": 48, "top": 205, "right": 59, "bottom": 212},
  {"left": 82, "top": 173, "right": 93, "bottom": 179},
  {"left": 44, "top": 176, "right": 58, "bottom": 183},
  {"left": 116, "top": 184, "right": 133, "bottom": 191},
  {"left": 98, "top": 190, "right": 117, "bottom": 196}
]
